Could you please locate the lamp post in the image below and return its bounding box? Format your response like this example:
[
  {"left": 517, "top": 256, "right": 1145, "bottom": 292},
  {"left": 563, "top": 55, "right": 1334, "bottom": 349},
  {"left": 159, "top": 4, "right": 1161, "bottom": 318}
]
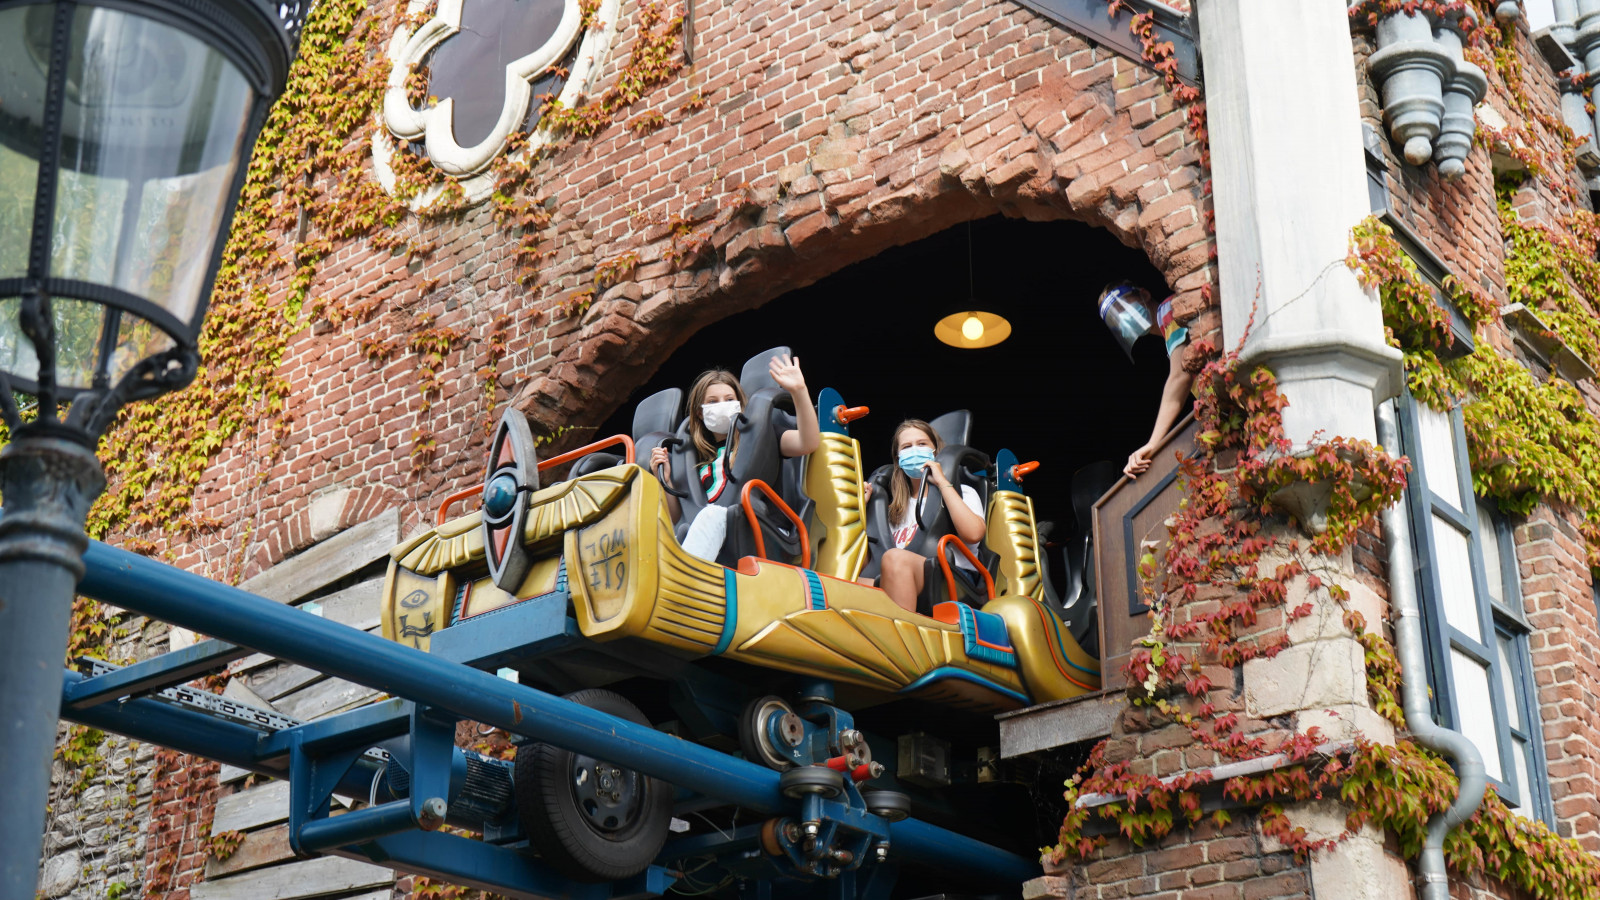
[{"left": 0, "top": 0, "right": 301, "bottom": 892}]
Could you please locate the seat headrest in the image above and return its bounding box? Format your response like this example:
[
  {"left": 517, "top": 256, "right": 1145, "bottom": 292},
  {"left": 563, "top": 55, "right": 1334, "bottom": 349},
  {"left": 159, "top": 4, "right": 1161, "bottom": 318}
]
[
  {"left": 928, "top": 410, "right": 972, "bottom": 449},
  {"left": 740, "top": 346, "right": 791, "bottom": 397},
  {"left": 1071, "top": 461, "right": 1122, "bottom": 531},
  {"left": 633, "top": 388, "right": 683, "bottom": 442}
]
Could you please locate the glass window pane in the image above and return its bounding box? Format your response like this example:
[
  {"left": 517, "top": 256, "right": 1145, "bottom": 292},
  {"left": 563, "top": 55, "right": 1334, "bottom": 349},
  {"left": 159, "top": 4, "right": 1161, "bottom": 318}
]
[
  {"left": 1495, "top": 633, "right": 1522, "bottom": 732},
  {"left": 1451, "top": 649, "right": 1504, "bottom": 782},
  {"left": 0, "top": 6, "right": 48, "bottom": 280},
  {"left": 1417, "top": 403, "right": 1463, "bottom": 510},
  {"left": 1432, "top": 514, "right": 1481, "bottom": 641},
  {"left": 1478, "top": 504, "right": 1506, "bottom": 609},
  {"left": 1509, "top": 735, "right": 1533, "bottom": 813}
]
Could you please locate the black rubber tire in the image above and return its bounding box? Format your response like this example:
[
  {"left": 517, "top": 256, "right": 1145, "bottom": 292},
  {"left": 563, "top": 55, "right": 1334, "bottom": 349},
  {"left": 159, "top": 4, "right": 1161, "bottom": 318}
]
[
  {"left": 862, "top": 789, "right": 911, "bottom": 822},
  {"left": 514, "top": 689, "right": 672, "bottom": 882},
  {"left": 738, "top": 696, "right": 797, "bottom": 771},
  {"left": 779, "top": 765, "right": 846, "bottom": 799}
]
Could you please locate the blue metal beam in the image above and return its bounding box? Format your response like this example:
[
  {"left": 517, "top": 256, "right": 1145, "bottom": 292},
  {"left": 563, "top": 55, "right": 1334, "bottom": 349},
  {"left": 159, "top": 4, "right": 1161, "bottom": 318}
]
[
  {"left": 63, "top": 638, "right": 248, "bottom": 710},
  {"left": 75, "top": 539, "right": 1040, "bottom": 884},
  {"left": 58, "top": 669, "right": 387, "bottom": 795},
  {"left": 326, "top": 830, "right": 679, "bottom": 900}
]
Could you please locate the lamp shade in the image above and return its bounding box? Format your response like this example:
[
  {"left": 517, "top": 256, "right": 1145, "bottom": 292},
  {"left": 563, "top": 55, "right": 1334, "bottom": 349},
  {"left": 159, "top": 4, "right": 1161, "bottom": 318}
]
[
  {"left": 934, "top": 310, "right": 1011, "bottom": 350},
  {"left": 0, "top": 0, "right": 298, "bottom": 401}
]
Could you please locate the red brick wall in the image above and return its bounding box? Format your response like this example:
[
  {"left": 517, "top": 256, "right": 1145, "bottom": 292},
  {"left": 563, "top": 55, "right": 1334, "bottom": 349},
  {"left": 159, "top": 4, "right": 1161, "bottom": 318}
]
[
  {"left": 145, "top": 0, "right": 1214, "bottom": 583},
  {"left": 1037, "top": 819, "right": 1311, "bottom": 900},
  {"left": 1354, "top": 15, "right": 1600, "bottom": 858}
]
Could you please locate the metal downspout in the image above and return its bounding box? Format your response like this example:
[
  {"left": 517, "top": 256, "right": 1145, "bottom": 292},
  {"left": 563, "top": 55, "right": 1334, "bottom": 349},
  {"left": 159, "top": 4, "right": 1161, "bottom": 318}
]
[{"left": 1376, "top": 402, "right": 1486, "bottom": 900}]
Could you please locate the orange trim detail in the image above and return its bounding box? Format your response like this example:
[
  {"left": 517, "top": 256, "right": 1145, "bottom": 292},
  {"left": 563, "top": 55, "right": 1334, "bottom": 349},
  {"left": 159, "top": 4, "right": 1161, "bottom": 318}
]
[
  {"left": 435, "top": 435, "right": 637, "bottom": 524},
  {"left": 835, "top": 405, "right": 870, "bottom": 424},
  {"left": 935, "top": 534, "right": 995, "bottom": 604},
  {"left": 437, "top": 485, "right": 485, "bottom": 525},
  {"left": 1033, "top": 601, "right": 1099, "bottom": 692},
  {"left": 739, "top": 479, "right": 811, "bottom": 569},
  {"left": 929, "top": 602, "right": 963, "bottom": 625},
  {"left": 1011, "top": 461, "right": 1039, "bottom": 481},
  {"left": 537, "top": 434, "right": 636, "bottom": 472}
]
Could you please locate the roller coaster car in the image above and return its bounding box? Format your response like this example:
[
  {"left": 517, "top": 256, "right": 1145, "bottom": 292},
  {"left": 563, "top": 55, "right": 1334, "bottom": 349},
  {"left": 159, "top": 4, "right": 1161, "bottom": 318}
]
[{"left": 378, "top": 349, "right": 1101, "bottom": 886}]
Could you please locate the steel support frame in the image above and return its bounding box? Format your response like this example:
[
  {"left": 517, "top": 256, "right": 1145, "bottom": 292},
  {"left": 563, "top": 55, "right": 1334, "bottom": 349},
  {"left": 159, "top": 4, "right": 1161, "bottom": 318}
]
[{"left": 59, "top": 538, "right": 1039, "bottom": 895}]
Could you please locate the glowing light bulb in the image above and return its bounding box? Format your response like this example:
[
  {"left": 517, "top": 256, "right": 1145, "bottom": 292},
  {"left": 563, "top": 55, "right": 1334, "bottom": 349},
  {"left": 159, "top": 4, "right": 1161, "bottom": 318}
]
[{"left": 961, "top": 314, "right": 984, "bottom": 341}]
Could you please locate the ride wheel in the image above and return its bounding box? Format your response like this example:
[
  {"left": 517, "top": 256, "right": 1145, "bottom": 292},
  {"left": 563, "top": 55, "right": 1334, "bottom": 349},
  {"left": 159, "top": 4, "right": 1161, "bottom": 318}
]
[
  {"left": 778, "top": 765, "right": 846, "bottom": 799},
  {"left": 738, "top": 695, "right": 800, "bottom": 771},
  {"left": 513, "top": 688, "right": 672, "bottom": 882}
]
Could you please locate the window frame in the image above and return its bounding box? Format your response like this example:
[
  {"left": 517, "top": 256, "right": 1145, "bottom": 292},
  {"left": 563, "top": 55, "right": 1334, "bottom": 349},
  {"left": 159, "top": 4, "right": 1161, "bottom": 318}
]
[{"left": 1398, "top": 391, "right": 1552, "bottom": 821}]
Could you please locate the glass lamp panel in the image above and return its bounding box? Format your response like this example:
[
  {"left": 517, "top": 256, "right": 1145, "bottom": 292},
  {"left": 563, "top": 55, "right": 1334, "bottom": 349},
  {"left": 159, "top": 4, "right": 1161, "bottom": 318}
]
[
  {"left": 1417, "top": 403, "right": 1463, "bottom": 510},
  {"left": 42, "top": 5, "right": 252, "bottom": 389},
  {"left": 0, "top": 298, "right": 40, "bottom": 384},
  {"left": 0, "top": 6, "right": 47, "bottom": 280},
  {"left": 1450, "top": 649, "right": 1504, "bottom": 782},
  {"left": 1431, "top": 513, "right": 1481, "bottom": 641}
]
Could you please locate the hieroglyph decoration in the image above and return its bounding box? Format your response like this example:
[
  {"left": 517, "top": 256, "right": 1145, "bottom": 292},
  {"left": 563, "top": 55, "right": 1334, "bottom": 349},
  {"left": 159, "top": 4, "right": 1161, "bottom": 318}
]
[{"left": 374, "top": 0, "right": 621, "bottom": 202}]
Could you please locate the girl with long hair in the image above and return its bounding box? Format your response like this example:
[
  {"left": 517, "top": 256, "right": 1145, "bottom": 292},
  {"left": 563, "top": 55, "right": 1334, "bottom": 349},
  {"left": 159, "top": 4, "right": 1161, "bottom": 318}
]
[
  {"left": 649, "top": 353, "right": 819, "bottom": 560},
  {"left": 868, "top": 419, "right": 987, "bottom": 612}
]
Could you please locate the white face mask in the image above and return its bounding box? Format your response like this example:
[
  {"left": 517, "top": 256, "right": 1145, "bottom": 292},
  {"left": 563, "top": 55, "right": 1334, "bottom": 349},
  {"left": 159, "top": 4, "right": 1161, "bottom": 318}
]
[{"left": 701, "top": 400, "right": 741, "bottom": 436}]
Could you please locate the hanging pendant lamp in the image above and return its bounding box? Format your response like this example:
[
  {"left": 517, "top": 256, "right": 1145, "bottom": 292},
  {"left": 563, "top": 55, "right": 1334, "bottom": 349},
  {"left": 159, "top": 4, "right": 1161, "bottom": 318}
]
[{"left": 934, "top": 221, "right": 1010, "bottom": 349}]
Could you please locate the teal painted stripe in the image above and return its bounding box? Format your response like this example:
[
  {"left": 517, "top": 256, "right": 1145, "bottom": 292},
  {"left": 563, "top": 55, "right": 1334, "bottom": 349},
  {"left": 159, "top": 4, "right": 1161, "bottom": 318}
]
[
  {"left": 801, "top": 568, "right": 826, "bottom": 610},
  {"left": 713, "top": 567, "right": 739, "bottom": 655},
  {"left": 898, "top": 667, "right": 1030, "bottom": 706},
  {"left": 958, "top": 603, "right": 1016, "bottom": 669},
  {"left": 1042, "top": 604, "right": 1100, "bottom": 676}
]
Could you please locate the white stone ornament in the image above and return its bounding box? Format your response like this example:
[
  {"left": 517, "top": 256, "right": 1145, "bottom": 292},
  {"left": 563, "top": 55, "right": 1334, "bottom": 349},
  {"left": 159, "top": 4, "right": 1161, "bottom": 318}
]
[{"left": 374, "top": 0, "right": 622, "bottom": 204}]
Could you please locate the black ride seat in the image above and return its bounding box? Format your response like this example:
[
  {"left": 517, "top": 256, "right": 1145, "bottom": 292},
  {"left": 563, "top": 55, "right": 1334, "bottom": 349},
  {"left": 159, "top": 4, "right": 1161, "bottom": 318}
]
[
  {"left": 861, "top": 415, "right": 999, "bottom": 616},
  {"left": 1054, "top": 461, "right": 1120, "bottom": 658},
  {"left": 635, "top": 348, "right": 816, "bottom": 569}
]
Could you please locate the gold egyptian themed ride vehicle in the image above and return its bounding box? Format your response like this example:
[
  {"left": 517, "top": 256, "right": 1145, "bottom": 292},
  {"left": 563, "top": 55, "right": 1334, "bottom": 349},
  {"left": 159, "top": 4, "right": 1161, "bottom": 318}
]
[
  {"left": 381, "top": 401, "right": 1100, "bottom": 715},
  {"left": 375, "top": 349, "right": 1102, "bottom": 884}
]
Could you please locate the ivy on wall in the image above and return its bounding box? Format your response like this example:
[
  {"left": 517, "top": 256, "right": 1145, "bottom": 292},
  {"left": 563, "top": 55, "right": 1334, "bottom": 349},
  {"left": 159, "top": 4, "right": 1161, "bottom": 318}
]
[{"left": 1050, "top": 4, "right": 1600, "bottom": 897}]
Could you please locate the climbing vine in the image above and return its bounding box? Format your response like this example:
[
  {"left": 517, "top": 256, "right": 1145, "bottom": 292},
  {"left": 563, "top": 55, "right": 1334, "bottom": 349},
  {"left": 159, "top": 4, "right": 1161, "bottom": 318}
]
[{"left": 1349, "top": 213, "right": 1600, "bottom": 569}]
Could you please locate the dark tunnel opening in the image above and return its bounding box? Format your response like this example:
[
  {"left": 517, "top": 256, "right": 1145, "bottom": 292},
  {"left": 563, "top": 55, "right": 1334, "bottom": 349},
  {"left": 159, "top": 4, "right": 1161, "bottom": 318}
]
[{"left": 598, "top": 213, "right": 1177, "bottom": 540}]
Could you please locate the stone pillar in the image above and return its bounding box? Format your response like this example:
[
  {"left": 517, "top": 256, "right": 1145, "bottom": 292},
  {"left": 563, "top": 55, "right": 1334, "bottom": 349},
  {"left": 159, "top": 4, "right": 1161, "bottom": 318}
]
[
  {"left": 1198, "top": 0, "right": 1402, "bottom": 449},
  {"left": 1197, "top": 4, "right": 1412, "bottom": 896}
]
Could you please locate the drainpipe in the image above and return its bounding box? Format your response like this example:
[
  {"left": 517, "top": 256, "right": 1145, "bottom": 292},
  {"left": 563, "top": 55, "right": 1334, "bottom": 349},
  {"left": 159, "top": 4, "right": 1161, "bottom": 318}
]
[{"left": 1376, "top": 402, "right": 1486, "bottom": 900}]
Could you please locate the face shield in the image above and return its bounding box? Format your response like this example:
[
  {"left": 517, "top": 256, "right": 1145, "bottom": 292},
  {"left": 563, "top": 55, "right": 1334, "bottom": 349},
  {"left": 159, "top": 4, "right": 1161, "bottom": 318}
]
[{"left": 1099, "top": 284, "right": 1155, "bottom": 361}]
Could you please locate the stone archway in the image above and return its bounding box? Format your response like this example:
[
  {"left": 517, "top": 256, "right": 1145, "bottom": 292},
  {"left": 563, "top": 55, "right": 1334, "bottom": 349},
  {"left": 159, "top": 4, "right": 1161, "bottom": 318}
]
[{"left": 514, "top": 8, "right": 1215, "bottom": 437}]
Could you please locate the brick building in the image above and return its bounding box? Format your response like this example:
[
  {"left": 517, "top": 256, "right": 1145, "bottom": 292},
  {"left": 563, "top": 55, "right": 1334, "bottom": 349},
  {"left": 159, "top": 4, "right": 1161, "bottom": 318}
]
[{"left": 30, "top": 0, "right": 1600, "bottom": 898}]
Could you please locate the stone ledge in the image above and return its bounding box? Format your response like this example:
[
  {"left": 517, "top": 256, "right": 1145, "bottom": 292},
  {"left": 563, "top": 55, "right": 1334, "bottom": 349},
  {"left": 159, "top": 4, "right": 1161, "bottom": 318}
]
[{"left": 997, "top": 690, "right": 1122, "bottom": 758}]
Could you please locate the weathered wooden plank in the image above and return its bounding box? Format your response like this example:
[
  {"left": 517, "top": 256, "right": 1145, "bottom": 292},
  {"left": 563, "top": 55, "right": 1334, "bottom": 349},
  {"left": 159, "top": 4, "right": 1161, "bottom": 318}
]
[
  {"left": 190, "top": 855, "right": 393, "bottom": 900},
  {"left": 240, "top": 511, "right": 400, "bottom": 604},
  {"left": 212, "top": 780, "right": 291, "bottom": 833},
  {"left": 217, "top": 764, "right": 250, "bottom": 785},
  {"left": 222, "top": 676, "right": 281, "bottom": 717},
  {"left": 245, "top": 661, "right": 326, "bottom": 703},
  {"left": 205, "top": 823, "right": 293, "bottom": 878},
  {"left": 275, "top": 676, "right": 381, "bottom": 722},
  {"left": 236, "top": 581, "right": 386, "bottom": 674}
]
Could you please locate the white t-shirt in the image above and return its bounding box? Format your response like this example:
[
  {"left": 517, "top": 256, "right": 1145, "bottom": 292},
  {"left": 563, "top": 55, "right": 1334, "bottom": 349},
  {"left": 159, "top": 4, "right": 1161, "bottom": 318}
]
[{"left": 891, "top": 484, "right": 984, "bottom": 571}]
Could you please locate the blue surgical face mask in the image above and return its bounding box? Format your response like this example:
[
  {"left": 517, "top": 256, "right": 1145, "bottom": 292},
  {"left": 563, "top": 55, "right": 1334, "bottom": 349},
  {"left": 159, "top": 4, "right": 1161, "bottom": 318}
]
[{"left": 898, "top": 446, "right": 937, "bottom": 479}]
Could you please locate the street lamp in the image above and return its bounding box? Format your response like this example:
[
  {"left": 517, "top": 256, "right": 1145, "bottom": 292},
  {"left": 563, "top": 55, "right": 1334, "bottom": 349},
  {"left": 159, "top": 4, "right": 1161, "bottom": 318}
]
[{"left": 0, "top": 0, "right": 303, "bottom": 892}]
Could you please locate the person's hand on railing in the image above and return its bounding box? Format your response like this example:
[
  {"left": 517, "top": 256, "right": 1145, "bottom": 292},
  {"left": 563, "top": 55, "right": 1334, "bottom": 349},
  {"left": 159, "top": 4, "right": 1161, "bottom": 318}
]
[{"left": 649, "top": 445, "right": 671, "bottom": 480}]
